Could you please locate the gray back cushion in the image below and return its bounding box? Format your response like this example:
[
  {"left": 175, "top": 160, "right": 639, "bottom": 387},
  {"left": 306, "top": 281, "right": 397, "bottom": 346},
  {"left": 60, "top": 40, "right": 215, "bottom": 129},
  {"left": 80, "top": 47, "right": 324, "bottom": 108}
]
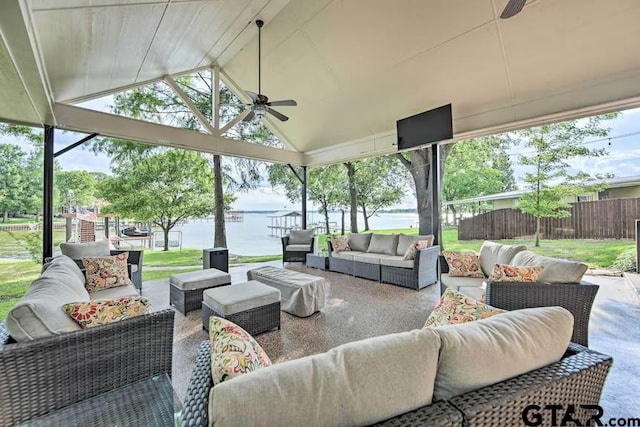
[
  {"left": 511, "top": 250, "right": 588, "bottom": 283},
  {"left": 478, "top": 241, "right": 527, "bottom": 276},
  {"left": 396, "top": 234, "right": 434, "bottom": 256},
  {"left": 367, "top": 234, "right": 399, "bottom": 256},
  {"left": 347, "top": 233, "right": 372, "bottom": 252},
  {"left": 289, "top": 229, "right": 314, "bottom": 244},
  {"left": 433, "top": 306, "right": 573, "bottom": 400},
  {"left": 60, "top": 239, "right": 111, "bottom": 259}
]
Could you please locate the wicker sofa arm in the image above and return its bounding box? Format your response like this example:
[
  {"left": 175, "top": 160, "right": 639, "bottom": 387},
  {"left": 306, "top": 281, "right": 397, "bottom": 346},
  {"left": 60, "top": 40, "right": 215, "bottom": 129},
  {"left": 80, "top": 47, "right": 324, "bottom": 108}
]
[
  {"left": 485, "top": 281, "right": 599, "bottom": 346},
  {"left": 0, "top": 309, "right": 175, "bottom": 426},
  {"left": 449, "top": 345, "right": 612, "bottom": 426},
  {"left": 181, "top": 341, "right": 213, "bottom": 427}
]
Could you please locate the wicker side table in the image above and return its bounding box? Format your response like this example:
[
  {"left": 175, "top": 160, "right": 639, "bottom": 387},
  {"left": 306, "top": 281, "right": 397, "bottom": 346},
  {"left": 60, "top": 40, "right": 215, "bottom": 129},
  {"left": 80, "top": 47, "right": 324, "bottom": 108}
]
[{"left": 306, "top": 253, "right": 329, "bottom": 270}]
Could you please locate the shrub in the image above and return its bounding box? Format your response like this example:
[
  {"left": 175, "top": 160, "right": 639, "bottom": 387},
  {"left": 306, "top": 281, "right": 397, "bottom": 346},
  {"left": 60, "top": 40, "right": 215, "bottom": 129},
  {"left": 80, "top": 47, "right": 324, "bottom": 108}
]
[{"left": 611, "top": 247, "right": 638, "bottom": 272}]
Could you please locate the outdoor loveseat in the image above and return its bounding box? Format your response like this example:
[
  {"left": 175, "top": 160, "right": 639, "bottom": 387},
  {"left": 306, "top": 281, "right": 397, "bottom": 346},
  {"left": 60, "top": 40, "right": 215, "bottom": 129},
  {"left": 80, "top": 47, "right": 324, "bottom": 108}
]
[
  {"left": 180, "top": 307, "right": 612, "bottom": 426},
  {"left": 0, "top": 255, "right": 173, "bottom": 426},
  {"left": 328, "top": 232, "right": 439, "bottom": 290},
  {"left": 440, "top": 241, "right": 599, "bottom": 346}
]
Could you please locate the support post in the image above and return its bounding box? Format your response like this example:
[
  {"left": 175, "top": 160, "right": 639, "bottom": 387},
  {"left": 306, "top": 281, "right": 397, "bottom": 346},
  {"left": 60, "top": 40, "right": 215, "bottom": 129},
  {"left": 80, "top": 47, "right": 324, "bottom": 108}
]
[
  {"left": 65, "top": 217, "right": 72, "bottom": 242},
  {"left": 431, "top": 144, "right": 441, "bottom": 246},
  {"left": 302, "top": 166, "right": 307, "bottom": 230},
  {"left": 636, "top": 219, "right": 640, "bottom": 273},
  {"left": 104, "top": 217, "right": 110, "bottom": 239},
  {"left": 43, "top": 125, "right": 55, "bottom": 261}
]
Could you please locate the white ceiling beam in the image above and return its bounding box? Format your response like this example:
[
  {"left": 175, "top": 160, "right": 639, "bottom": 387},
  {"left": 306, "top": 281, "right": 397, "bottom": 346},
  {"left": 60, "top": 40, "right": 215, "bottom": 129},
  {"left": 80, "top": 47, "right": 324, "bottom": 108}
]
[
  {"left": 53, "top": 103, "right": 306, "bottom": 165},
  {"left": 219, "top": 67, "right": 298, "bottom": 151},
  {"left": 164, "top": 75, "right": 219, "bottom": 136},
  {"left": 219, "top": 109, "right": 251, "bottom": 135}
]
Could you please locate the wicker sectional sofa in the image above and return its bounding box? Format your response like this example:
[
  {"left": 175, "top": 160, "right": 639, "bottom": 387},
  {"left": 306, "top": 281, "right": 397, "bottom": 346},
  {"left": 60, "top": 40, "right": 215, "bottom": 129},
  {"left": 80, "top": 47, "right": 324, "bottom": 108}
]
[
  {"left": 0, "top": 255, "right": 174, "bottom": 426},
  {"left": 440, "top": 241, "right": 599, "bottom": 346},
  {"left": 180, "top": 307, "right": 613, "bottom": 426},
  {"left": 327, "top": 233, "right": 439, "bottom": 290}
]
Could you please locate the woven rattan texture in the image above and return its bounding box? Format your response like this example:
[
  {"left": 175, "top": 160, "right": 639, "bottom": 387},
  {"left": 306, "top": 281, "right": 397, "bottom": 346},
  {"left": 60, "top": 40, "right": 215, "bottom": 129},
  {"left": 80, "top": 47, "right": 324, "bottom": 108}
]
[
  {"left": 372, "top": 400, "right": 463, "bottom": 426},
  {"left": 485, "top": 281, "right": 599, "bottom": 346},
  {"left": 354, "top": 262, "right": 381, "bottom": 281},
  {"left": 329, "top": 256, "right": 354, "bottom": 275},
  {"left": 450, "top": 344, "right": 612, "bottom": 426},
  {"left": 0, "top": 309, "right": 175, "bottom": 426},
  {"left": 202, "top": 301, "right": 280, "bottom": 336},
  {"left": 20, "top": 375, "right": 177, "bottom": 426},
  {"left": 170, "top": 282, "right": 230, "bottom": 315},
  {"left": 180, "top": 341, "right": 213, "bottom": 427}
]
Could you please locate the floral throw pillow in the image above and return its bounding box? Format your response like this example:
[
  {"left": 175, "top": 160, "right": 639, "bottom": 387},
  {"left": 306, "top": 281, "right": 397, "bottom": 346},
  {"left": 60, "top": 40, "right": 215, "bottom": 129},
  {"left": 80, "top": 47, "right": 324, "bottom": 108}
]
[
  {"left": 209, "top": 316, "right": 272, "bottom": 385},
  {"left": 329, "top": 236, "right": 350, "bottom": 253},
  {"left": 83, "top": 253, "right": 133, "bottom": 292},
  {"left": 489, "top": 264, "right": 545, "bottom": 282},
  {"left": 402, "top": 238, "right": 434, "bottom": 261},
  {"left": 424, "top": 288, "right": 505, "bottom": 327},
  {"left": 63, "top": 296, "right": 150, "bottom": 328},
  {"left": 443, "top": 251, "right": 485, "bottom": 278}
]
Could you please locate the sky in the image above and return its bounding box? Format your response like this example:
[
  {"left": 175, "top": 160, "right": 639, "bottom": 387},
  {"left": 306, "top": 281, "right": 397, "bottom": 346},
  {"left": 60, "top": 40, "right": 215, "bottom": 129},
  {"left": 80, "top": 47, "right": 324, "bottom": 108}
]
[{"left": 4, "top": 107, "right": 640, "bottom": 211}]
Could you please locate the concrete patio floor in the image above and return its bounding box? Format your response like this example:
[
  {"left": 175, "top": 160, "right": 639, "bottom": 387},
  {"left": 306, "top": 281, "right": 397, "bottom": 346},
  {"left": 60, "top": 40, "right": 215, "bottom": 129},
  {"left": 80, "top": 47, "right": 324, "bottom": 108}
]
[{"left": 141, "top": 263, "right": 639, "bottom": 420}]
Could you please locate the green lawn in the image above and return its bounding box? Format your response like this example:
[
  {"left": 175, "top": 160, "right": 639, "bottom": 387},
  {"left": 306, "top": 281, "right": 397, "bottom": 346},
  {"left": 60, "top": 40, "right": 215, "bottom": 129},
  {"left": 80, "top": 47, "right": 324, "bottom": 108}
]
[
  {"left": 0, "top": 229, "right": 66, "bottom": 257},
  {"left": 0, "top": 259, "right": 41, "bottom": 321},
  {"left": 144, "top": 249, "right": 281, "bottom": 267},
  {"left": 142, "top": 267, "right": 202, "bottom": 282}
]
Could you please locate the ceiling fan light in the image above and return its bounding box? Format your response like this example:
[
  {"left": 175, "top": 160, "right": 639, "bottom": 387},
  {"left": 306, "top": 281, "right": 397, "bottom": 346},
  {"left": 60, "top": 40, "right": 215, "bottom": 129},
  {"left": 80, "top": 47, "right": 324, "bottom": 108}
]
[{"left": 254, "top": 105, "right": 267, "bottom": 120}]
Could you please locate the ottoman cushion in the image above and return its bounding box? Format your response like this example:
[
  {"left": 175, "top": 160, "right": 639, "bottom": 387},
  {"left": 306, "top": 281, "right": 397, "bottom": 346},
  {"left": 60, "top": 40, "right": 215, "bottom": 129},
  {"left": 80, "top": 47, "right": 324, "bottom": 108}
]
[
  {"left": 204, "top": 281, "right": 280, "bottom": 316},
  {"left": 170, "top": 269, "right": 231, "bottom": 291}
]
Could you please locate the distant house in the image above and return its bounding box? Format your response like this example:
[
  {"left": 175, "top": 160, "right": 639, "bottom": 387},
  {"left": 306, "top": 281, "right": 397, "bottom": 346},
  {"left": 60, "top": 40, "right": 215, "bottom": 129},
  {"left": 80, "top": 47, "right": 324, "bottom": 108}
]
[{"left": 448, "top": 175, "right": 640, "bottom": 211}]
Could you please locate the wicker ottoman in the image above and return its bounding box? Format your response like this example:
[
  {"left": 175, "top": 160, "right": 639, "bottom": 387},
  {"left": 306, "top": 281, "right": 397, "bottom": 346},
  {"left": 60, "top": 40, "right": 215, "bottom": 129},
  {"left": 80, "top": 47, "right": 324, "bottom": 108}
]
[
  {"left": 202, "top": 281, "right": 281, "bottom": 336},
  {"left": 170, "top": 269, "right": 231, "bottom": 315}
]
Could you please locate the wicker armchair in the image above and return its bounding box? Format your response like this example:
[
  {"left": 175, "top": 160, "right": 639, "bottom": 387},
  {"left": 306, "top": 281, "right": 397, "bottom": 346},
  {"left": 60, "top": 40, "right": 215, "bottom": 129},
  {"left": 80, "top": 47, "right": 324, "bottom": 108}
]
[
  {"left": 0, "top": 309, "right": 174, "bottom": 426},
  {"left": 180, "top": 341, "right": 611, "bottom": 426},
  {"left": 438, "top": 256, "right": 599, "bottom": 347},
  {"left": 281, "top": 230, "right": 315, "bottom": 263}
]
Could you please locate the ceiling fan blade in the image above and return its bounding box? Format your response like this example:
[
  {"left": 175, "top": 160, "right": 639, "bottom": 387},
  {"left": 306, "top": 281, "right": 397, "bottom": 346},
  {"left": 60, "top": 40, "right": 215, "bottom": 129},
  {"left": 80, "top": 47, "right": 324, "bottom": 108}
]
[
  {"left": 500, "top": 0, "right": 526, "bottom": 19},
  {"left": 245, "top": 91, "right": 259, "bottom": 102},
  {"left": 267, "top": 99, "right": 297, "bottom": 107},
  {"left": 267, "top": 108, "right": 289, "bottom": 122},
  {"left": 243, "top": 110, "right": 255, "bottom": 122}
]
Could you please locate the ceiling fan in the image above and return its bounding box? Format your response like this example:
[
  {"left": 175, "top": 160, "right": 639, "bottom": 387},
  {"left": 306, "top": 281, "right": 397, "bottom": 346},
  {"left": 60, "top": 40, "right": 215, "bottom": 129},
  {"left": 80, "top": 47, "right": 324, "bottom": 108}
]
[
  {"left": 242, "top": 19, "right": 297, "bottom": 122},
  {"left": 500, "top": 0, "right": 527, "bottom": 19}
]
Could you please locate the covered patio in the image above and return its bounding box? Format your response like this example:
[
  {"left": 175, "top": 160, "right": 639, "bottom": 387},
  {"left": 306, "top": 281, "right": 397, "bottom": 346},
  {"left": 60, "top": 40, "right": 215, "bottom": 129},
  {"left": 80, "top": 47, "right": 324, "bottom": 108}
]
[{"left": 2, "top": 0, "right": 640, "bottom": 425}]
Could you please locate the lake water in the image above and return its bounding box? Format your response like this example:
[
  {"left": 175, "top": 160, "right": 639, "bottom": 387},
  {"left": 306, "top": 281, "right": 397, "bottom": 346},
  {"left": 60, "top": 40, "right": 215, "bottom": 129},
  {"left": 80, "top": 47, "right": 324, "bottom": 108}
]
[{"left": 169, "top": 212, "right": 419, "bottom": 256}]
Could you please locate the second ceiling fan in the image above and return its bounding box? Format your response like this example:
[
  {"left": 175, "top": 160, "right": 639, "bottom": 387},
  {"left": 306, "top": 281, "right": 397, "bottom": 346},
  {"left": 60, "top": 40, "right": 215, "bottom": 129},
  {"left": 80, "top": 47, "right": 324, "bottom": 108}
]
[{"left": 243, "top": 19, "right": 297, "bottom": 122}]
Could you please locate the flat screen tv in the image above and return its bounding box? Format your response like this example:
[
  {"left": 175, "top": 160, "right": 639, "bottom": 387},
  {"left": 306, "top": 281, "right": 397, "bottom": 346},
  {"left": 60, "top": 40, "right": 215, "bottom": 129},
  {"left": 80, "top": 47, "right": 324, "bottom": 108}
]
[{"left": 396, "top": 104, "right": 452, "bottom": 150}]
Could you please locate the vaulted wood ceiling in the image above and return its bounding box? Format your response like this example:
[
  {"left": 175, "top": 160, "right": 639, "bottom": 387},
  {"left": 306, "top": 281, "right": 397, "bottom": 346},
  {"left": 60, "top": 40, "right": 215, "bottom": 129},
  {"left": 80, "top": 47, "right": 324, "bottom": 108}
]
[{"left": 2, "top": 0, "right": 640, "bottom": 165}]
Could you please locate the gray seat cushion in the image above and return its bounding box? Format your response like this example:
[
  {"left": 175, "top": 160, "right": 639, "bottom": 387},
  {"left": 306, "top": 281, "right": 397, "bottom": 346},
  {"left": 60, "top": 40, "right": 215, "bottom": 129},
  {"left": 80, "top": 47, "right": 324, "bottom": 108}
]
[
  {"left": 204, "top": 280, "right": 280, "bottom": 316},
  {"left": 288, "top": 230, "right": 314, "bottom": 244},
  {"left": 353, "top": 253, "right": 384, "bottom": 265},
  {"left": 510, "top": 250, "right": 588, "bottom": 283},
  {"left": 379, "top": 256, "right": 413, "bottom": 269},
  {"left": 60, "top": 239, "right": 111, "bottom": 259},
  {"left": 331, "top": 251, "right": 364, "bottom": 260},
  {"left": 367, "top": 234, "right": 399, "bottom": 256},
  {"left": 478, "top": 241, "right": 527, "bottom": 277},
  {"left": 440, "top": 273, "right": 486, "bottom": 290},
  {"left": 169, "top": 269, "right": 231, "bottom": 291},
  {"left": 347, "top": 233, "right": 372, "bottom": 252},
  {"left": 90, "top": 285, "right": 140, "bottom": 300},
  {"left": 286, "top": 244, "right": 312, "bottom": 251}
]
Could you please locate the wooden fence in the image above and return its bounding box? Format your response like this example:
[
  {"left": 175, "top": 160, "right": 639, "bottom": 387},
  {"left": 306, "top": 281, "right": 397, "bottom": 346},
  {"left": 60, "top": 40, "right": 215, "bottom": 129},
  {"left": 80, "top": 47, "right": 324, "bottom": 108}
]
[{"left": 458, "top": 197, "right": 640, "bottom": 240}]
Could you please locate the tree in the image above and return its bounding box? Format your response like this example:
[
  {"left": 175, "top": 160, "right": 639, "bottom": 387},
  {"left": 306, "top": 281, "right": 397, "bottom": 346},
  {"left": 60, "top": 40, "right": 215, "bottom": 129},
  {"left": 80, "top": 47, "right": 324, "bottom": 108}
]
[
  {"left": 355, "top": 156, "right": 407, "bottom": 230},
  {"left": 442, "top": 136, "right": 515, "bottom": 224},
  {"left": 397, "top": 145, "right": 451, "bottom": 235},
  {"left": 55, "top": 170, "right": 97, "bottom": 211},
  {"left": 516, "top": 114, "right": 618, "bottom": 247},
  {"left": 98, "top": 149, "right": 221, "bottom": 251},
  {"left": 0, "top": 125, "right": 50, "bottom": 220},
  {"left": 0, "top": 144, "right": 26, "bottom": 222},
  {"left": 269, "top": 164, "right": 346, "bottom": 234},
  {"left": 91, "top": 71, "right": 273, "bottom": 247}
]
